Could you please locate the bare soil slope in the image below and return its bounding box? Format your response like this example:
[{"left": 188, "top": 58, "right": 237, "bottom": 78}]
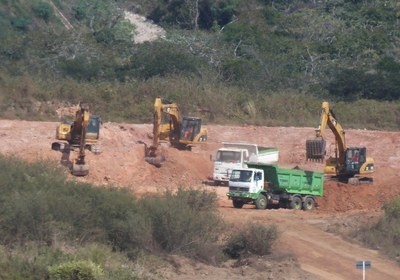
[{"left": 1, "top": 119, "right": 400, "bottom": 279}]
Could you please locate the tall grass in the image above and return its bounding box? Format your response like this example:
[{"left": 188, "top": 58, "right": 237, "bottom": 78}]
[{"left": 1, "top": 72, "right": 399, "bottom": 130}]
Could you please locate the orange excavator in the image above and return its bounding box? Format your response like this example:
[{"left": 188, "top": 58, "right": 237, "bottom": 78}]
[
  {"left": 140, "top": 97, "right": 207, "bottom": 167},
  {"left": 52, "top": 103, "right": 101, "bottom": 176}
]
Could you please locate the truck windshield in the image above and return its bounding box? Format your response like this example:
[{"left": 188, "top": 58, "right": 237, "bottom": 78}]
[
  {"left": 216, "top": 151, "right": 241, "bottom": 163},
  {"left": 230, "top": 170, "right": 253, "bottom": 182}
]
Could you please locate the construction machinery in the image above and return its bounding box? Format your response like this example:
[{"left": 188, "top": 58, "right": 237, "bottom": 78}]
[
  {"left": 212, "top": 142, "right": 279, "bottom": 186},
  {"left": 227, "top": 164, "right": 324, "bottom": 210},
  {"left": 306, "top": 101, "right": 374, "bottom": 184},
  {"left": 51, "top": 103, "right": 101, "bottom": 176},
  {"left": 140, "top": 97, "right": 207, "bottom": 167}
]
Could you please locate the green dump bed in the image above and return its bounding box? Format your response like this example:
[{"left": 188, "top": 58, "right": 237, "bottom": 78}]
[{"left": 247, "top": 163, "right": 324, "bottom": 197}]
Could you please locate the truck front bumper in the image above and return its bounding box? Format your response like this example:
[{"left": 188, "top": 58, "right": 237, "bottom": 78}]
[
  {"left": 227, "top": 191, "right": 257, "bottom": 200},
  {"left": 213, "top": 174, "right": 230, "bottom": 182}
]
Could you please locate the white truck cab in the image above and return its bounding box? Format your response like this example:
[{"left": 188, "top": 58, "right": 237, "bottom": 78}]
[{"left": 212, "top": 142, "right": 278, "bottom": 186}]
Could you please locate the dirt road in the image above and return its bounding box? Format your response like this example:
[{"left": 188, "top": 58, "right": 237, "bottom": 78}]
[{"left": 1, "top": 119, "right": 400, "bottom": 279}]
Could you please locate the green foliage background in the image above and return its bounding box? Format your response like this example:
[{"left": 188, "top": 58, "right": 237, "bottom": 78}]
[{"left": 1, "top": 0, "right": 400, "bottom": 129}]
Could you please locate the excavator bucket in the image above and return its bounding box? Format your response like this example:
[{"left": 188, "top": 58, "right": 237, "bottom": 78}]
[
  {"left": 145, "top": 155, "right": 165, "bottom": 168},
  {"left": 306, "top": 138, "right": 326, "bottom": 161},
  {"left": 71, "top": 162, "right": 89, "bottom": 176},
  {"left": 137, "top": 141, "right": 165, "bottom": 168}
]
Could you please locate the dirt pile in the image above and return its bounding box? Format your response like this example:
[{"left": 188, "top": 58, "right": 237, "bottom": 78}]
[
  {"left": 1, "top": 119, "right": 400, "bottom": 279},
  {"left": 1, "top": 120, "right": 399, "bottom": 211},
  {"left": 124, "top": 11, "right": 166, "bottom": 44}
]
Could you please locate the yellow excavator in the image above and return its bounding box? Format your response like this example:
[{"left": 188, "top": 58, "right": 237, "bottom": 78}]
[
  {"left": 51, "top": 103, "right": 101, "bottom": 176},
  {"left": 140, "top": 97, "right": 208, "bottom": 167},
  {"left": 306, "top": 101, "right": 374, "bottom": 184}
]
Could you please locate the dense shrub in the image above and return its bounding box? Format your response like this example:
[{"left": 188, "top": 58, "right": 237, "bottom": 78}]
[
  {"left": 0, "top": 156, "right": 238, "bottom": 266},
  {"left": 32, "top": 2, "right": 53, "bottom": 22},
  {"left": 0, "top": 152, "right": 282, "bottom": 274},
  {"left": 0, "top": 155, "right": 140, "bottom": 249},
  {"left": 355, "top": 197, "right": 400, "bottom": 262},
  {"left": 147, "top": 0, "right": 238, "bottom": 30},
  {"left": 138, "top": 187, "right": 225, "bottom": 261},
  {"left": 224, "top": 222, "right": 279, "bottom": 258},
  {"left": 10, "top": 17, "right": 31, "bottom": 31},
  {"left": 124, "top": 42, "right": 203, "bottom": 80},
  {"left": 59, "top": 56, "right": 102, "bottom": 81},
  {"left": 73, "top": 1, "right": 88, "bottom": 21},
  {"left": 0, "top": 243, "right": 143, "bottom": 280},
  {"left": 48, "top": 260, "right": 103, "bottom": 280}
]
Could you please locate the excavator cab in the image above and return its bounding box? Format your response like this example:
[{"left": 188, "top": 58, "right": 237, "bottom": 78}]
[
  {"left": 306, "top": 138, "right": 326, "bottom": 162},
  {"left": 344, "top": 147, "right": 366, "bottom": 174},
  {"left": 180, "top": 117, "right": 202, "bottom": 141},
  {"left": 85, "top": 116, "right": 101, "bottom": 141}
]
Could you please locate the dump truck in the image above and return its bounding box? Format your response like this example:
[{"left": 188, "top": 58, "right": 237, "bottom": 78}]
[
  {"left": 212, "top": 142, "right": 279, "bottom": 186},
  {"left": 226, "top": 163, "right": 324, "bottom": 210}
]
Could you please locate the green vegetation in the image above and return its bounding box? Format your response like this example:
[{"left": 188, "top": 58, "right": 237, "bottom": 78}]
[
  {"left": 355, "top": 197, "right": 400, "bottom": 263},
  {"left": 224, "top": 222, "right": 278, "bottom": 259},
  {"left": 0, "top": 0, "right": 399, "bottom": 129},
  {"left": 0, "top": 155, "right": 279, "bottom": 279},
  {"left": 1, "top": 1, "right": 400, "bottom": 275}
]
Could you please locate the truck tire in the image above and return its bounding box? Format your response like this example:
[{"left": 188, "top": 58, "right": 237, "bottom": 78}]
[
  {"left": 303, "top": 197, "right": 315, "bottom": 211},
  {"left": 290, "top": 196, "right": 302, "bottom": 210},
  {"left": 255, "top": 194, "right": 267, "bottom": 210},
  {"left": 232, "top": 199, "right": 244, "bottom": 209}
]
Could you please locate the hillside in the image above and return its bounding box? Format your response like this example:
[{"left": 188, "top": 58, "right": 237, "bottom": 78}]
[
  {"left": 1, "top": 0, "right": 400, "bottom": 129},
  {"left": 1, "top": 1, "right": 400, "bottom": 277},
  {"left": 1, "top": 119, "right": 400, "bottom": 279}
]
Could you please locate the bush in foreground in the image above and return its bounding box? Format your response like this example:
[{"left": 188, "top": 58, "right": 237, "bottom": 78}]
[
  {"left": 224, "top": 222, "right": 279, "bottom": 259},
  {"left": 0, "top": 155, "right": 281, "bottom": 278},
  {"left": 355, "top": 196, "right": 400, "bottom": 263}
]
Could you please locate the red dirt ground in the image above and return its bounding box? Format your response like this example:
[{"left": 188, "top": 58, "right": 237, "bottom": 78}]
[{"left": 1, "top": 119, "right": 400, "bottom": 279}]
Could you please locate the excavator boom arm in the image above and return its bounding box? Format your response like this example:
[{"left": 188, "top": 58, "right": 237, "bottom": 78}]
[
  {"left": 317, "top": 101, "right": 346, "bottom": 163},
  {"left": 72, "top": 104, "right": 90, "bottom": 176},
  {"left": 306, "top": 102, "right": 346, "bottom": 164}
]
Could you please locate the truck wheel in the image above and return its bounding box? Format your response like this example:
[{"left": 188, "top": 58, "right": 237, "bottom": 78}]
[
  {"left": 255, "top": 194, "right": 267, "bottom": 210},
  {"left": 232, "top": 199, "right": 244, "bottom": 209},
  {"left": 303, "top": 197, "right": 315, "bottom": 211},
  {"left": 290, "top": 196, "right": 302, "bottom": 210}
]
